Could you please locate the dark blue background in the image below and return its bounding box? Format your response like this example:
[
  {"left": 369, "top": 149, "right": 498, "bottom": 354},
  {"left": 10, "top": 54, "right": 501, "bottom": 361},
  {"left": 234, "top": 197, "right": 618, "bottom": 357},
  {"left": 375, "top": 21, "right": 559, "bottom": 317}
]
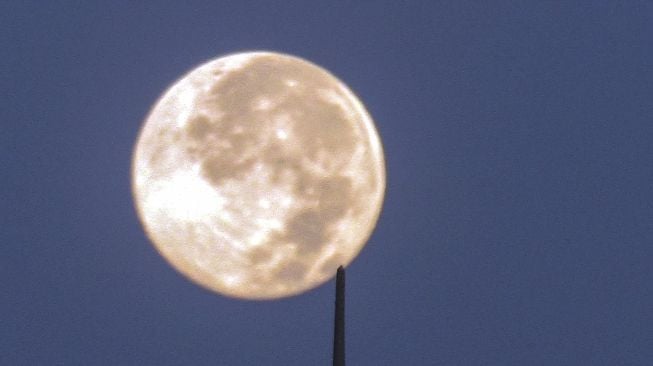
[{"left": 3, "top": 1, "right": 653, "bottom": 365}]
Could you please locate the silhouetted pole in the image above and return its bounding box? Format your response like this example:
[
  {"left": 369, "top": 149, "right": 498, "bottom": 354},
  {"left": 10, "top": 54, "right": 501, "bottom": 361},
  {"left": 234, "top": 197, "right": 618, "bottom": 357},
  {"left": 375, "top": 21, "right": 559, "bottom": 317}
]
[{"left": 333, "top": 265, "right": 345, "bottom": 366}]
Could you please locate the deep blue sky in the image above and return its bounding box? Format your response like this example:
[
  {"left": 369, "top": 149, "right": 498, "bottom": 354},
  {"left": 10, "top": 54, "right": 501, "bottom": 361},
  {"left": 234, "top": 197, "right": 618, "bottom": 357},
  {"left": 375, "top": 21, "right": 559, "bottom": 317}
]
[{"left": 3, "top": 1, "right": 653, "bottom": 365}]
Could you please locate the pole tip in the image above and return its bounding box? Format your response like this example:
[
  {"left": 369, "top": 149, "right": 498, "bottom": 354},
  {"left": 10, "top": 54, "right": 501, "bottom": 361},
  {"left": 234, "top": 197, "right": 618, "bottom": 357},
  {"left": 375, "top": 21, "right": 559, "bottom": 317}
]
[{"left": 337, "top": 265, "right": 345, "bottom": 280}]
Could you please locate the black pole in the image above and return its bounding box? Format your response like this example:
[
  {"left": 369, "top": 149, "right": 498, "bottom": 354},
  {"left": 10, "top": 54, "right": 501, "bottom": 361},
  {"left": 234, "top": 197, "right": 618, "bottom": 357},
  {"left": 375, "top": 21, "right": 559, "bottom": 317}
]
[{"left": 333, "top": 265, "right": 345, "bottom": 366}]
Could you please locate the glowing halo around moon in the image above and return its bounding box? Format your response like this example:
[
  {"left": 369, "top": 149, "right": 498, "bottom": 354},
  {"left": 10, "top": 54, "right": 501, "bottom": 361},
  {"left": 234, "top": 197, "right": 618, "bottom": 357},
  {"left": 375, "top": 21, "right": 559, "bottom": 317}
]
[{"left": 131, "top": 51, "right": 385, "bottom": 300}]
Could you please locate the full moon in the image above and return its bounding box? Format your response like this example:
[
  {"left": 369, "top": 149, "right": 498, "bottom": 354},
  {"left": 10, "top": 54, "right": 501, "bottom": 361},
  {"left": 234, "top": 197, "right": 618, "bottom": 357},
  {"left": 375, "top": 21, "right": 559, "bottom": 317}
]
[{"left": 132, "top": 51, "right": 385, "bottom": 299}]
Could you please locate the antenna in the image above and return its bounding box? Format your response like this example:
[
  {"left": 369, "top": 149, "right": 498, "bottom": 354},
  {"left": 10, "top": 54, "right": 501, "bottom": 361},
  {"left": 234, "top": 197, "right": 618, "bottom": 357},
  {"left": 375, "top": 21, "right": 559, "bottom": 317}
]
[{"left": 333, "top": 266, "right": 345, "bottom": 366}]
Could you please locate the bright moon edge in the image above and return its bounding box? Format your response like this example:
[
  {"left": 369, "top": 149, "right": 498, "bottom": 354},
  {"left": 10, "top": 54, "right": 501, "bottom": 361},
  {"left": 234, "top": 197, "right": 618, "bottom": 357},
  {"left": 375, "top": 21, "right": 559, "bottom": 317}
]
[{"left": 131, "top": 51, "right": 386, "bottom": 300}]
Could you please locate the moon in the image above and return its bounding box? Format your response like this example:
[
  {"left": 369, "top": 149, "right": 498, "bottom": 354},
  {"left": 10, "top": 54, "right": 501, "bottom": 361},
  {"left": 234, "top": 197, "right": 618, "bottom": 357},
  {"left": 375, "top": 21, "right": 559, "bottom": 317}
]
[{"left": 132, "top": 51, "right": 385, "bottom": 300}]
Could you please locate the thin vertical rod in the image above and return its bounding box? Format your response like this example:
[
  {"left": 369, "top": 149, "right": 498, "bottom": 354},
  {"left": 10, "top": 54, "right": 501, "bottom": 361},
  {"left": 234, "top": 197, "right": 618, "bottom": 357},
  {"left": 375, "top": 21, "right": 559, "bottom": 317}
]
[{"left": 333, "top": 265, "right": 345, "bottom": 366}]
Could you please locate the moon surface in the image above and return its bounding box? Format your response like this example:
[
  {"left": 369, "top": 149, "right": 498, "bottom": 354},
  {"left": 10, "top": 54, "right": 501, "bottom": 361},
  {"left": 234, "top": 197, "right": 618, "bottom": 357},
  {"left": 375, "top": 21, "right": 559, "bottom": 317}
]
[{"left": 132, "top": 51, "right": 385, "bottom": 299}]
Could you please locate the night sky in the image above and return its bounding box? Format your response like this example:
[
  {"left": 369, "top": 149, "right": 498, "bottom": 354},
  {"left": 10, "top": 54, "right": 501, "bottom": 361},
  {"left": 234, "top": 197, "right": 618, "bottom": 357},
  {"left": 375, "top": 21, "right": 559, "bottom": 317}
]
[{"left": 4, "top": 2, "right": 653, "bottom": 365}]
